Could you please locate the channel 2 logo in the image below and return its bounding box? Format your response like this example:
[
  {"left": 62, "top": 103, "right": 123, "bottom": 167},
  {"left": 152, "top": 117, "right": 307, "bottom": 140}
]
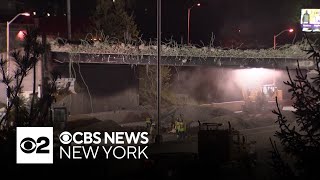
[{"left": 16, "top": 127, "right": 53, "bottom": 164}]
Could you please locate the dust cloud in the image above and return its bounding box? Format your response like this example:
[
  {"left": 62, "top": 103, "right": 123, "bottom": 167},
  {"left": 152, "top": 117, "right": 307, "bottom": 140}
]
[{"left": 171, "top": 67, "right": 285, "bottom": 104}]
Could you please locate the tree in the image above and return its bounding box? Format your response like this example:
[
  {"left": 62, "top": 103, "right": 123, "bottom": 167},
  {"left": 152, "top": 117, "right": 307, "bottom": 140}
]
[
  {"left": 91, "top": 0, "right": 139, "bottom": 41},
  {"left": 139, "top": 65, "right": 175, "bottom": 108},
  {"left": 0, "top": 28, "right": 58, "bottom": 139},
  {"left": 271, "top": 37, "right": 320, "bottom": 179}
]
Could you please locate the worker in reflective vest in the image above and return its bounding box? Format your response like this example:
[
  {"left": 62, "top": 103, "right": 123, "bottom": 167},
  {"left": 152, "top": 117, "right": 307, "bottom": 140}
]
[
  {"left": 149, "top": 123, "right": 156, "bottom": 142},
  {"left": 146, "top": 116, "right": 152, "bottom": 130},
  {"left": 180, "top": 119, "right": 186, "bottom": 140},
  {"left": 175, "top": 117, "right": 181, "bottom": 139}
]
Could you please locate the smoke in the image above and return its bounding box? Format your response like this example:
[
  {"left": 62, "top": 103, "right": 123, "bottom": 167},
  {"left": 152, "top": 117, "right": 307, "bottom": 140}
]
[
  {"left": 171, "top": 67, "right": 243, "bottom": 103},
  {"left": 171, "top": 67, "right": 283, "bottom": 104}
]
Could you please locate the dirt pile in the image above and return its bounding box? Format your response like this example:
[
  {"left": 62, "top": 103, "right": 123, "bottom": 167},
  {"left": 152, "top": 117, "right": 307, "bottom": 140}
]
[
  {"left": 68, "top": 116, "right": 101, "bottom": 129},
  {"left": 159, "top": 105, "right": 233, "bottom": 124},
  {"left": 121, "top": 111, "right": 151, "bottom": 123},
  {"left": 67, "top": 116, "right": 123, "bottom": 133},
  {"left": 72, "top": 120, "right": 124, "bottom": 133},
  {"left": 67, "top": 104, "right": 294, "bottom": 132},
  {"left": 163, "top": 105, "right": 282, "bottom": 130}
]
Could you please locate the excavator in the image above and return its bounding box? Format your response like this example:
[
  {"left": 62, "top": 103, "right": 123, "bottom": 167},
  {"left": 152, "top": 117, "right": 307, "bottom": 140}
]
[{"left": 241, "top": 83, "right": 282, "bottom": 112}]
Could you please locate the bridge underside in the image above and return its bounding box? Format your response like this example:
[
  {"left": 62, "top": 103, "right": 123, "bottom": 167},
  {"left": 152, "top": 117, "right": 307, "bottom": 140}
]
[{"left": 51, "top": 51, "right": 315, "bottom": 70}]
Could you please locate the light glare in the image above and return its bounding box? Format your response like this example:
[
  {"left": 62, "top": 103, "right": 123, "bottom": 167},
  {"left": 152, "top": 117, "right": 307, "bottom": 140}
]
[
  {"left": 22, "top": 12, "right": 30, "bottom": 16},
  {"left": 17, "top": 30, "right": 26, "bottom": 41},
  {"left": 233, "top": 68, "right": 280, "bottom": 88}
]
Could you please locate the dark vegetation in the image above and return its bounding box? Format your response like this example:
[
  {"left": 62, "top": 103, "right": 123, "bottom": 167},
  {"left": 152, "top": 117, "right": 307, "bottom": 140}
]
[
  {"left": 0, "top": 28, "right": 58, "bottom": 168},
  {"left": 271, "top": 35, "right": 320, "bottom": 180}
]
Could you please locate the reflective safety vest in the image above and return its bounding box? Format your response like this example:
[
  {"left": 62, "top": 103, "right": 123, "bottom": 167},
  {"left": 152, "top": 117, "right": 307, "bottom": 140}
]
[
  {"left": 175, "top": 121, "right": 180, "bottom": 131},
  {"left": 146, "top": 117, "right": 151, "bottom": 123},
  {"left": 175, "top": 121, "right": 186, "bottom": 132},
  {"left": 180, "top": 122, "right": 186, "bottom": 132}
]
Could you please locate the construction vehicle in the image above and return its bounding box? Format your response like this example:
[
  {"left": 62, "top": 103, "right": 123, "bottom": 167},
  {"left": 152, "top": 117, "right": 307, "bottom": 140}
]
[
  {"left": 241, "top": 83, "right": 282, "bottom": 112},
  {"left": 197, "top": 121, "right": 256, "bottom": 166}
]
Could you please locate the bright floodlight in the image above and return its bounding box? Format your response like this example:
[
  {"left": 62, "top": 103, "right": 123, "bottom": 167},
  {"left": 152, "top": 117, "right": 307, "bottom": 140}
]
[
  {"left": 233, "top": 68, "right": 280, "bottom": 88},
  {"left": 197, "top": 3, "right": 201, "bottom": 6},
  {"left": 289, "top": 28, "right": 294, "bottom": 32},
  {"left": 22, "top": 12, "right": 30, "bottom": 16}
]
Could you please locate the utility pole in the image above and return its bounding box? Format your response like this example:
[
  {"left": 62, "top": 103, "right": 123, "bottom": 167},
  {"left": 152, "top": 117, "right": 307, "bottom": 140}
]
[
  {"left": 6, "top": 21, "right": 10, "bottom": 107},
  {"left": 155, "top": 0, "right": 162, "bottom": 144},
  {"left": 67, "top": 0, "right": 71, "bottom": 39},
  {"left": 187, "top": 8, "right": 190, "bottom": 45}
]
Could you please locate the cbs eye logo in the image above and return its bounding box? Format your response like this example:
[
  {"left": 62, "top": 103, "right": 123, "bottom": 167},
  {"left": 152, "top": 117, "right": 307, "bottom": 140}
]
[
  {"left": 20, "top": 137, "right": 50, "bottom": 154},
  {"left": 59, "top": 131, "right": 72, "bottom": 144},
  {"left": 16, "top": 127, "right": 53, "bottom": 164}
]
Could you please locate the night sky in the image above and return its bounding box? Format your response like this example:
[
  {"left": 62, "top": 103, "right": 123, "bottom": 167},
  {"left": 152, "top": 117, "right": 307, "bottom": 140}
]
[{"left": 1, "top": 0, "right": 320, "bottom": 47}]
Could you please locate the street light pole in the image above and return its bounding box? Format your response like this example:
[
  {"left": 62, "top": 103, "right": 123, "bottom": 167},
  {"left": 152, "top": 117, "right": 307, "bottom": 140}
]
[
  {"left": 67, "top": 0, "right": 72, "bottom": 40},
  {"left": 187, "top": 3, "right": 200, "bottom": 45},
  {"left": 6, "top": 12, "right": 30, "bottom": 106},
  {"left": 273, "top": 28, "right": 294, "bottom": 49}
]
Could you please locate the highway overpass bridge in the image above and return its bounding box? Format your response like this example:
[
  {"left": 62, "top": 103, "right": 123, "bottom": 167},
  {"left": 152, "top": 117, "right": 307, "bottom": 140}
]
[
  {"left": 51, "top": 51, "right": 316, "bottom": 70},
  {"left": 47, "top": 48, "right": 317, "bottom": 114}
]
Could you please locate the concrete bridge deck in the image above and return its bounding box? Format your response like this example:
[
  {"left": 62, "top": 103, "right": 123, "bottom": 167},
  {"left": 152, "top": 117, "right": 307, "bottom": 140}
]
[{"left": 51, "top": 51, "right": 315, "bottom": 69}]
